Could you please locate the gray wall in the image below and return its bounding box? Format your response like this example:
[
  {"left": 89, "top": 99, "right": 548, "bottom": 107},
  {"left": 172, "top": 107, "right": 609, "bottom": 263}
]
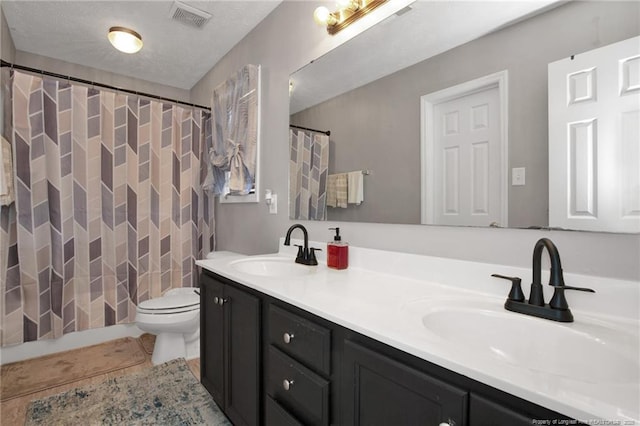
[
  {"left": 1, "top": 8, "right": 15, "bottom": 136},
  {"left": 196, "top": 1, "right": 640, "bottom": 282},
  {"left": 1, "top": 7, "right": 15, "bottom": 62},
  {"left": 14, "top": 51, "right": 190, "bottom": 103},
  {"left": 291, "top": 1, "right": 640, "bottom": 227}
]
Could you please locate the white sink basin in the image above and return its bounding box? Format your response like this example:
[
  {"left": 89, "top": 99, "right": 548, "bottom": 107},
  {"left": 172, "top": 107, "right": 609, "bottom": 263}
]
[
  {"left": 229, "top": 257, "right": 315, "bottom": 277},
  {"left": 408, "top": 298, "right": 639, "bottom": 384}
]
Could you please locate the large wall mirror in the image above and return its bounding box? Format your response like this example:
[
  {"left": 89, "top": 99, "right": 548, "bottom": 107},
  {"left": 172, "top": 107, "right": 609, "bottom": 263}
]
[{"left": 289, "top": 0, "right": 640, "bottom": 233}]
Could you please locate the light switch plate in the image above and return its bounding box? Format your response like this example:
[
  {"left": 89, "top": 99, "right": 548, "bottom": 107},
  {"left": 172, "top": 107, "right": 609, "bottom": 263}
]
[
  {"left": 269, "top": 194, "right": 277, "bottom": 214},
  {"left": 512, "top": 167, "right": 526, "bottom": 186}
]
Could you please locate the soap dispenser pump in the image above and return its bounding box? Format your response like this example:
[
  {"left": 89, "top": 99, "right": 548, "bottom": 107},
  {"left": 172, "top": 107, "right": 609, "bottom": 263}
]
[{"left": 327, "top": 227, "right": 349, "bottom": 270}]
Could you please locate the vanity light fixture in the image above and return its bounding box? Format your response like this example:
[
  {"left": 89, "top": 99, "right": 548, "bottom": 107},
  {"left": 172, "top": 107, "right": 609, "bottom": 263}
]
[
  {"left": 108, "top": 26, "right": 143, "bottom": 54},
  {"left": 313, "top": 0, "right": 388, "bottom": 35}
]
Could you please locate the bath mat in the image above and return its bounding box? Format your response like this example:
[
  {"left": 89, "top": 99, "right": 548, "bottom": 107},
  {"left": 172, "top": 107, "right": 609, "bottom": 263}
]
[
  {"left": 24, "top": 358, "right": 230, "bottom": 425},
  {"left": 138, "top": 333, "right": 156, "bottom": 355},
  {"left": 1, "top": 337, "right": 146, "bottom": 402}
]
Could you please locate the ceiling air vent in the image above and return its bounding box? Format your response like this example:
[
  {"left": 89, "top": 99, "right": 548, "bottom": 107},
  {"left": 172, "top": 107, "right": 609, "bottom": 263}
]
[{"left": 169, "top": 1, "right": 212, "bottom": 28}]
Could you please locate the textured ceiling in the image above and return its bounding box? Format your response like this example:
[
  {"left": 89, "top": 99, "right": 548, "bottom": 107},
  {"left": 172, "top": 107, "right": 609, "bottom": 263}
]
[{"left": 2, "top": 0, "right": 282, "bottom": 90}]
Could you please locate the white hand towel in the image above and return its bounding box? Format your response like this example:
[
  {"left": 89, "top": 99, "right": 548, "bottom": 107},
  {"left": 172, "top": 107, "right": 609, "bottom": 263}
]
[
  {"left": 347, "top": 171, "right": 364, "bottom": 205},
  {"left": 0, "top": 135, "right": 14, "bottom": 206}
]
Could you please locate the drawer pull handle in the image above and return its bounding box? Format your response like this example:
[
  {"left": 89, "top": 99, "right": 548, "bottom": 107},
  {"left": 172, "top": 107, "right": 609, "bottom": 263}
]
[
  {"left": 282, "top": 379, "right": 294, "bottom": 391},
  {"left": 283, "top": 333, "right": 294, "bottom": 344}
]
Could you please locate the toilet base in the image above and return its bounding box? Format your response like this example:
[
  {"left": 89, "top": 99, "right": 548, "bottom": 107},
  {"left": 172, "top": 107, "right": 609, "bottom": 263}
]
[{"left": 150, "top": 331, "right": 200, "bottom": 365}]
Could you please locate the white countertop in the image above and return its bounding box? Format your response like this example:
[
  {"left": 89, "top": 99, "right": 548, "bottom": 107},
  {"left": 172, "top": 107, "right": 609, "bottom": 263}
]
[{"left": 197, "top": 240, "right": 640, "bottom": 422}]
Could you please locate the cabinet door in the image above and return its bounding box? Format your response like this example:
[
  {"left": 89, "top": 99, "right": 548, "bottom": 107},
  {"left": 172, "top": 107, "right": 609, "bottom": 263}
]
[
  {"left": 224, "top": 283, "right": 261, "bottom": 426},
  {"left": 469, "top": 394, "right": 533, "bottom": 426},
  {"left": 200, "top": 275, "right": 225, "bottom": 406},
  {"left": 342, "top": 340, "right": 468, "bottom": 426}
]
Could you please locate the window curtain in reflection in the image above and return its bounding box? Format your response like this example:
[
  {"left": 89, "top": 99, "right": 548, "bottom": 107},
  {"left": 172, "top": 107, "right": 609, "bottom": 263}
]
[
  {"left": 204, "top": 64, "right": 259, "bottom": 196},
  {"left": 0, "top": 70, "right": 214, "bottom": 346},
  {"left": 289, "top": 128, "right": 329, "bottom": 220}
]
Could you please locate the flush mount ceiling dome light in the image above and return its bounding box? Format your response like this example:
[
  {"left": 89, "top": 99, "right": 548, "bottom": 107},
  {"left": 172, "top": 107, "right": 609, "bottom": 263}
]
[{"left": 108, "top": 26, "right": 143, "bottom": 54}]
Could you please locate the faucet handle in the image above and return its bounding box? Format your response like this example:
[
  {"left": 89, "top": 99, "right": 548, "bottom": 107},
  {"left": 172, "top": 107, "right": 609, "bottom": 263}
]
[
  {"left": 555, "top": 285, "right": 595, "bottom": 293},
  {"left": 293, "top": 244, "right": 304, "bottom": 260},
  {"left": 491, "top": 274, "right": 525, "bottom": 302},
  {"left": 308, "top": 247, "right": 321, "bottom": 265},
  {"left": 549, "top": 285, "right": 595, "bottom": 310}
]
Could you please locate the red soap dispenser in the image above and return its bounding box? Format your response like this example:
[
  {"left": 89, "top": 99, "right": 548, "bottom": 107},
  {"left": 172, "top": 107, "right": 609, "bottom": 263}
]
[{"left": 327, "top": 227, "right": 349, "bottom": 270}]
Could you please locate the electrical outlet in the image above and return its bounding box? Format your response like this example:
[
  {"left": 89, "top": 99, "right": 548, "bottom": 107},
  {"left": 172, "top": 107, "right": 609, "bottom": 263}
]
[{"left": 512, "top": 167, "right": 526, "bottom": 186}]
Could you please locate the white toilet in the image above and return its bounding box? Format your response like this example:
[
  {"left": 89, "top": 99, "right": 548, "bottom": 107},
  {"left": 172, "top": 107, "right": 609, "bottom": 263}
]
[{"left": 135, "top": 287, "right": 200, "bottom": 365}]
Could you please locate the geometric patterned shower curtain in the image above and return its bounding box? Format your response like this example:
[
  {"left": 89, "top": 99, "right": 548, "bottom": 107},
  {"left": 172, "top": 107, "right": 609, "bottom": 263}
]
[
  {"left": 289, "top": 128, "right": 329, "bottom": 220},
  {"left": 0, "top": 70, "right": 214, "bottom": 346}
]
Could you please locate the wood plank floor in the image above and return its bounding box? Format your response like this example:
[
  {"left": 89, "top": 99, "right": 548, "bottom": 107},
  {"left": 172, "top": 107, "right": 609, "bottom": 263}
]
[{"left": 0, "top": 336, "right": 200, "bottom": 425}]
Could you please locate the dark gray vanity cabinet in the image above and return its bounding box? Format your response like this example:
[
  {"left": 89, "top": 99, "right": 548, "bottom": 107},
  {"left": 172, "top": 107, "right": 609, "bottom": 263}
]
[
  {"left": 342, "top": 340, "right": 468, "bottom": 425},
  {"left": 200, "top": 273, "right": 261, "bottom": 426},
  {"left": 200, "top": 271, "right": 577, "bottom": 426}
]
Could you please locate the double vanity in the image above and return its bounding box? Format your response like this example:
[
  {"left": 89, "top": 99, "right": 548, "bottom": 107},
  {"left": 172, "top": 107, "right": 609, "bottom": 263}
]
[{"left": 196, "top": 237, "right": 639, "bottom": 425}]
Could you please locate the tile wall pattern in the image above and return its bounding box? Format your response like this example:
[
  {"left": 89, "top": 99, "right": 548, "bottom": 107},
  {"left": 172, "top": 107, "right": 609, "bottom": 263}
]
[
  {"left": 289, "top": 129, "right": 329, "bottom": 220},
  {"left": 0, "top": 71, "right": 214, "bottom": 346}
]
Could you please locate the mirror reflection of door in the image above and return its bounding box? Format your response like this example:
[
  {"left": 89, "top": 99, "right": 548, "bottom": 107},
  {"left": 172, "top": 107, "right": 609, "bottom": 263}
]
[
  {"left": 422, "top": 72, "right": 508, "bottom": 227},
  {"left": 548, "top": 36, "right": 640, "bottom": 233}
]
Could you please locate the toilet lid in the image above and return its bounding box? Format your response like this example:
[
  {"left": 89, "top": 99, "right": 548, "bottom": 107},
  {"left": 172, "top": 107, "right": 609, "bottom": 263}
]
[{"left": 138, "top": 292, "right": 199, "bottom": 313}]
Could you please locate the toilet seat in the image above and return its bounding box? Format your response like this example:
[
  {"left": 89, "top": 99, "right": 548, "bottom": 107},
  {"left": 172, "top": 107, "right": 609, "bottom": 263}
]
[{"left": 137, "top": 291, "right": 199, "bottom": 315}]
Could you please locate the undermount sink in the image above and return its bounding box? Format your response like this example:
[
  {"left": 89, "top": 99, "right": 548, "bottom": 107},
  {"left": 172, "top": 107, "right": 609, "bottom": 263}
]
[
  {"left": 408, "top": 298, "right": 639, "bottom": 384},
  {"left": 229, "top": 257, "right": 315, "bottom": 277}
]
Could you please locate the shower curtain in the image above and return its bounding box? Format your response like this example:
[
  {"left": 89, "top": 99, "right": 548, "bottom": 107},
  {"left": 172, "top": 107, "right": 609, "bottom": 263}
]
[
  {"left": 289, "top": 128, "right": 329, "bottom": 220},
  {"left": 0, "top": 69, "right": 214, "bottom": 346}
]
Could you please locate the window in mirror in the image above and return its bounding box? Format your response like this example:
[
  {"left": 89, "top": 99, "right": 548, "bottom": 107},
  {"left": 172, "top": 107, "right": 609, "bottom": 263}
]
[{"left": 204, "top": 64, "right": 261, "bottom": 203}]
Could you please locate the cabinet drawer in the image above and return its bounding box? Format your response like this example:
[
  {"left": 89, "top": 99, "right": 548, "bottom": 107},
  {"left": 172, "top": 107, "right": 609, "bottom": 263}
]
[
  {"left": 267, "top": 346, "right": 330, "bottom": 426},
  {"left": 268, "top": 304, "right": 331, "bottom": 375},
  {"left": 265, "top": 395, "right": 304, "bottom": 426}
]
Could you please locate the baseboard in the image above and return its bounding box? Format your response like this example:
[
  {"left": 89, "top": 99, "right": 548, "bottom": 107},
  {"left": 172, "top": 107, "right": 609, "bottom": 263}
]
[{"left": 0, "top": 324, "right": 144, "bottom": 365}]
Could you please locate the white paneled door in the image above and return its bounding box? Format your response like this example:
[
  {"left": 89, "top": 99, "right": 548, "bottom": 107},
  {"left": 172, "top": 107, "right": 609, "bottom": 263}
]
[
  {"left": 548, "top": 36, "right": 640, "bottom": 233},
  {"left": 431, "top": 86, "right": 503, "bottom": 226}
]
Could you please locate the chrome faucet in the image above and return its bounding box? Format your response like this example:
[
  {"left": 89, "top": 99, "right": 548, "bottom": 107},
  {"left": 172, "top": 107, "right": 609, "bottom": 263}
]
[
  {"left": 284, "top": 224, "right": 320, "bottom": 265},
  {"left": 492, "top": 238, "right": 594, "bottom": 322}
]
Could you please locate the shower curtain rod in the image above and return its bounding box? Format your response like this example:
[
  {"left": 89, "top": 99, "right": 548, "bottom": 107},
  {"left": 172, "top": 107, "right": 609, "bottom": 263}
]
[
  {"left": 0, "top": 60, "right": 211, "bottom": 111},
  {"left": 289, "top": 124, "right": 331, "bottom": 136}
]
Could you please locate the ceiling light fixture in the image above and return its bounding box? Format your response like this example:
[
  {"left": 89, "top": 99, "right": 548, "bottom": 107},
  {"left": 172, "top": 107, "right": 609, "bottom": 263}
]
[
  {"left": 313, "top": 0, "right": 388, "bottom": 35},
  {"left": 108, "top": 26, "right": 143, "bottom": 54}
]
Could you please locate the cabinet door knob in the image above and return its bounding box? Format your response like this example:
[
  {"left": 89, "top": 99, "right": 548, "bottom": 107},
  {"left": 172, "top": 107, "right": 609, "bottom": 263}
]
[
  {"left": 439, "top": 421, "right": 454, "bottom": 426},
  {"left": 213, "top": 296, "right": 219, "bottom": 304},
  {"left": 283, "top": 333, "right": 294, "bottom": 344},
  {"left": 282, "top": 379, "right": 294, "bottom": 391},
  {"left": 218, "top": 298, "right": 227, "bottom": 306}
]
